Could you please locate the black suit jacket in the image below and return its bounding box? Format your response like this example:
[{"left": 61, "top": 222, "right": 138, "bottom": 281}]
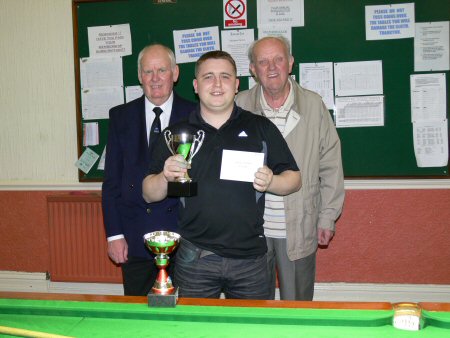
[{"left": 101, "top": 93, "right": 196, "bottom": 258}]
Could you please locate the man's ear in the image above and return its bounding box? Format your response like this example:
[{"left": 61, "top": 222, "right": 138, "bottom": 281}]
[
  {"left": 193, "top": 79, "right": 198, "bottom": 93},
  {"left": 249, "top": 64, "right": 256, "bottom": 79},
  {"left": 172, "top": 65, "right": 180, "bottom": 82}
]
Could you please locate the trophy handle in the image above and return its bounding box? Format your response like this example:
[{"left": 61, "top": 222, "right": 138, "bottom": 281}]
[
  {"left": 164, "top": 130, "right": 175, "bottom": 156},
  {"left": 188, "top": 130, "right": 205, "bottom": 164}
]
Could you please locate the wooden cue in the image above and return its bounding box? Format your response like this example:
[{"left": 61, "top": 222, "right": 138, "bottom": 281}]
[{"left": 0, "top": 325, "right": 74, "bottom": 338}]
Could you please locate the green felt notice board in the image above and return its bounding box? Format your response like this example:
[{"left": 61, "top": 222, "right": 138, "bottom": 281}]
[{"left": 73, "top": 0, "right": 449, "bottom": 181}]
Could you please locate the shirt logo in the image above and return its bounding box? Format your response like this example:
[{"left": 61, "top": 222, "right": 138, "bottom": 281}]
[{"left": 238, "top": 131, "right": 248, "bottom": 137}]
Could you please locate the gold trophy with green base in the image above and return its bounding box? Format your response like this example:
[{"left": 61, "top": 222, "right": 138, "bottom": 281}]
[
  {"left": 143, "top": 231, "right": 180, "bottom": 307},
  {"left": 164, "top": 129, "right": 205, "bottom": 197}
]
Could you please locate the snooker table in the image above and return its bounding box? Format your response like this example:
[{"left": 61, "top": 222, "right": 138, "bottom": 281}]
[{"left": 0, "top": 292, "right": 449, "bottom": 338}]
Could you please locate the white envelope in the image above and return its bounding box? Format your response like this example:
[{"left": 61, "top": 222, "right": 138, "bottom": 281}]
[{"left": 220, "top": 150, "right": 264, "bottom": 183}]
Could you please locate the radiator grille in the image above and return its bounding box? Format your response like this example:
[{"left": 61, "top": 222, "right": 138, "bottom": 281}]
[{"left": 48, "top": 194, "right": 122, "bottom": 283}]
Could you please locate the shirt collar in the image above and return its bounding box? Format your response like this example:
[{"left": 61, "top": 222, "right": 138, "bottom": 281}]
[
  {"left": 260, "top": 78, "right": 295, "bottom": 117},
  {"left": 144, "top": 92, "right": 174, "bottom": 115},
  {"left": 144, "top": 92, "right": 174, "bottom": 131},
  {"left": 190, "top": 103, "right": 241, "bottom": 128}
]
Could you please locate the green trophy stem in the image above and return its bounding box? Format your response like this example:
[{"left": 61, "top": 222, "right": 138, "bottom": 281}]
[
  {"left": 177, "top": 143, "right": 192, "bottom": 181},
  {"left": 177, "top": 143, "right": 192, "bottom": 160}
]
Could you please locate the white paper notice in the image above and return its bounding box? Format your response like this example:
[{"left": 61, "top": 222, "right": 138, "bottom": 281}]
[
  {"left": 414, "top": 21, "right": 450, "bottom": 72},
  {"left": 82, "top": 87, "right": 124, "bottom": 120},
  {"left": 88, "top": 24, "right": 132, "bottom": 57},
  {"left": 365, "top": 3, "right": 415, "bottom": 40},
  {"left": 413, "top": 120, "right": 448, "bottom": 167},
  {"left": 258, "top": 26, "right": 292, "bottom": 50},
  {"left": 257, "top": 0, "right": 304, "bottom": 28},
  {"left": 221, "top": 29, "right": 254, "bottom": 76},
  {"left": 173, "top": 26, "right": 220, "bottom": 64},
  {"left": 80, "top": 57, "right": 123, "bottom": 88},
  {"left": 83, "top": 122, "right": 99, "bottom": 146},
  {"left": 299, "top": 62, "right": 334, "bottom": 109},
  {"left": 410, "top": 73, "right": 446, "bottom": 122},
  {"left": 335, "top": 96, "right": 384, "bottom": 128},
  {"left": 75, "top": 148, "right": 100, "bottom": 174},
  {"left": 97, "top": 145, "right": 106, "bottom": 171},
  {"left": 125, "top": 85, "right": 143, "bottom": 103},
  {"left": 334, "top": 60, "right": 383, "bottom": 97},
  {"left": 220, "top": 150, "right": 264, "bottom": 182}
]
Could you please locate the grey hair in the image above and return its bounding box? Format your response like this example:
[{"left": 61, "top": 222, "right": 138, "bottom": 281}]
[
  {"left": 137, "top": 44, "right": 176, "bottom": 73},
  {"left": 247, "top": 36, "right": 291, "bottom": 64}
]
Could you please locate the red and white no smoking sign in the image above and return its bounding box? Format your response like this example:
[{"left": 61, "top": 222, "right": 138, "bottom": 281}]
[{"left": 223, "top": 0, "right": 247, "bottom": 28}]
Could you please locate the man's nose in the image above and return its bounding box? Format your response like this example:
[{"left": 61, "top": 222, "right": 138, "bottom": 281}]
[
  {"left": 213, "top": 76, "right": 221, "bottom": 86},
  {"left": 151, "top": 71, "right": 161, "bottom": 81},
  {"left": 268, "top": 60, "right": 276, "bottom": 70}
]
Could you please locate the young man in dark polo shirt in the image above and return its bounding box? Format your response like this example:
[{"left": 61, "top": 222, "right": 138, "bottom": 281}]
[{"left": 142, "top": 50, "right": 301, "bottom": 299}]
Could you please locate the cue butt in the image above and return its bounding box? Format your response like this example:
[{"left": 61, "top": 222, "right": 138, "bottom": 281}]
[{"left": 0, "top": 325, "right": 74, "bottom": 338}]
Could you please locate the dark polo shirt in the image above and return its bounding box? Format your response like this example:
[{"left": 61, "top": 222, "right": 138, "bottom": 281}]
[{"left": 149, "top": 104, "right": 299, "bottom": 258}]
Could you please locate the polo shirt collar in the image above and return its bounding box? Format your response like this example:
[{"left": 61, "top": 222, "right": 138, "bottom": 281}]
[{"left": 189, "top": 103, "right": 241, "bottom": 129}]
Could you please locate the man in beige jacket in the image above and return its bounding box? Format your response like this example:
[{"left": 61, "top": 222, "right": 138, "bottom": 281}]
[{"left": 235, "top": 36, "right": 344, "bottom": 300}]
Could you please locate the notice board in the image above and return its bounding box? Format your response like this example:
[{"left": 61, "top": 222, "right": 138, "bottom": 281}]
[{"left": 73, "top": 0, "right": 449, "bottom": 181}]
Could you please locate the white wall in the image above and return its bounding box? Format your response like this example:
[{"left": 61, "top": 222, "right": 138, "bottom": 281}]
[{"left": 0, "top": 0, "right": 78, "bottom": 184}]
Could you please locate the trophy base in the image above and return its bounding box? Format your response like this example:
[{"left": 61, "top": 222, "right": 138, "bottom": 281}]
[
  {"left": 147, "top": 287, "right": 178, "bottom": 308},
  {"left": 167, "top": 181, "right": 197, "bottom": 197}
]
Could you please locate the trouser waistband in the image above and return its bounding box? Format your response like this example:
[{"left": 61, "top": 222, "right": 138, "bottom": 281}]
[{"left": 180, "top": 237, "right": 215, "bottom": 258}]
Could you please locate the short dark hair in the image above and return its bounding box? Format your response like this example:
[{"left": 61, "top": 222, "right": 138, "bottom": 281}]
[{"left": 195, "top": 50, "right": 237, "bottom": 77}]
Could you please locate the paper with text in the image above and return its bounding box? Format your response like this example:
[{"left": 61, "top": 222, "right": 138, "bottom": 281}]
[
  {"left": 257, "top": 0, "right": 304, "bottom": 28},
  {"left": 75, "top": 148, "right": 100, "bottom": 174},
  {"left": 220, "top": 150, "right": 264, "bottom": 182},
  {"left": 335, "top": 95, "right": 384, "bottom": 128},
  {"left": 414, "top": 21, "right": 449, "bottom": 72},
  {"left": 300, "top": 62, "right": 334, "bottom": 110},
  {"left": 221, "top": 29, "right": 254, "bottom": 76},
  {"left": 334, "top": 60, "right": 383, "bottom": 97},
  {"left": 80, "top": 57, "right": 123, "bottom": 88},
  {"left": 413, "top": 120, "right": 448, "bottom": 167},
  {"left": 88, "top": 24, "right": 131, "bottom": 57},
  {"left": 410, "top": 73, "right": 446, "bottom": 122}
]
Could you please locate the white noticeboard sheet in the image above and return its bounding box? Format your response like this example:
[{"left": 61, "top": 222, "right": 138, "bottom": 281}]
[
  {"left": 414, "top": 21, "right": 450, "bottom": 72},
  {"left": 80, "top": 57, "right": 123, "bottom": 88},
  {"left": 257, "top": 0, "right": 304, "bottom": 28},
  {"left": 87, "top": 24, "right": 132, "bottom": 57},
  {"left": 221, "top": 29, "right": 254, "bottom": 76},
  {"left": 334, "top": 60, "right": 383, "bottom": 97},
  {"left": 299, "top": 62, "right": 334, "bottom": 110},
  {"left": 173, "top": 26, "right": 220, "bottom": 64},
  {"left": 413, "top": 120, "right": 448, "bottom": 168},
  {"left": 410, "top": 73, "right": 448, "bottom": 168},
  {"left": 365, "top": 3, "right": 415, "bottom": 40},
  {"left": 335, "top": 95, "right": 384, "bottom": 128},
  {"left": 410, "top": 73, "right": 446, "bottom": 122}
]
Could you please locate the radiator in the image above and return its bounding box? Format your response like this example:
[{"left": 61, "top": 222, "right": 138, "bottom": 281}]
[{"left": 47, "top": 194, "right": 122, "bottom": 283}]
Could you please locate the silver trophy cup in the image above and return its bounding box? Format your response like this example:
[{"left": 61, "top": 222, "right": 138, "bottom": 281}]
[{"left": 164, "top": 130, "right": 205, "bottom": 196}]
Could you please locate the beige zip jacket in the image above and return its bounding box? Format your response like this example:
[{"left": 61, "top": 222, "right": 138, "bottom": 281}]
[{"left": 235, "top": 80, "right": 345, "bottom": 260}]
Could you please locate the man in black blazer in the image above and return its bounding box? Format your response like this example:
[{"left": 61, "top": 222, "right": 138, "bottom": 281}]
[{"left": 102, "top": 44, "right": 196, "bottom": 295}]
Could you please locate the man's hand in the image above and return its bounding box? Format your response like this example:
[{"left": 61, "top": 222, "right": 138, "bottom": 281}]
[
  {"left": 163, "top": 154, "right": 190, "bottom": 182},
  {"left": 108, "top": 238, "right": 128, "bottom": 264},
  {"left": 253, "top": 165, "right": 273, "bottom": 192},
  {"left": 318, "top": 228, "right": 334, "bottom": 246}
]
